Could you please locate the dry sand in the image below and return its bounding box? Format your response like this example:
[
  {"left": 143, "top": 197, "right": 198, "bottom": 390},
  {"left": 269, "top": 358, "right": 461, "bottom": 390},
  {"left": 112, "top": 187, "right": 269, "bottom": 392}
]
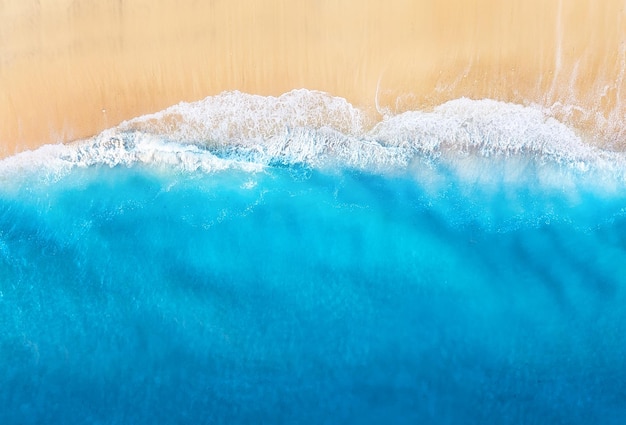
[{"left": 1, "top": 0, "right": 625, "bottom": 158}]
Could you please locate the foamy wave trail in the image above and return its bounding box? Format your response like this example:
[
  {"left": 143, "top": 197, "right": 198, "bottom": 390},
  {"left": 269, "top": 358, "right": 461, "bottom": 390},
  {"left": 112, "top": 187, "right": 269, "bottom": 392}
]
[{"left": 2, "top": 90, "right": 626, "bottom": 424}]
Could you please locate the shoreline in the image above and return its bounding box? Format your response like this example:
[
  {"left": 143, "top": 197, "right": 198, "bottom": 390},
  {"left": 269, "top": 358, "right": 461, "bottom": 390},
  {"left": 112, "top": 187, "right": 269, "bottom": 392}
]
[{"left": 1, "top": 0, "right": 625, "bottom": 159}]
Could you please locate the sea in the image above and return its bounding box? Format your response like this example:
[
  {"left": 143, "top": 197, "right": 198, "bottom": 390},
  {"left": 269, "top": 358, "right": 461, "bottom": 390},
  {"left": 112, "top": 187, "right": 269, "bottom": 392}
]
[{"left": 1, "top": 90, "right": 625, "bottom": 423}]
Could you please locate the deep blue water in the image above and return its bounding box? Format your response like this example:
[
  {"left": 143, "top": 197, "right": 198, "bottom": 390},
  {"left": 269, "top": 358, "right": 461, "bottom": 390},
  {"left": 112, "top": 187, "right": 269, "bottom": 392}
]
[{"left": 2, "top": 158, "right": 626, "bottom": 424}]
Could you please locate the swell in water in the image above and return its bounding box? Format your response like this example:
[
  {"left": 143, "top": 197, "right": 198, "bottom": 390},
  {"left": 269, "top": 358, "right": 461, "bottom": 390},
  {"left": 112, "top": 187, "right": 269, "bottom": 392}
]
[{"left": 1, "top": 91, "right": 626, "bottom": 424}]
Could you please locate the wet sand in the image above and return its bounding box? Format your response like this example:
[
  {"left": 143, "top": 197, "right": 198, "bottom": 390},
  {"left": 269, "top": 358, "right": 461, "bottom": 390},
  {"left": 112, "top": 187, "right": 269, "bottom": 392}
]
[{"left": 1, "top": 0, "right": 625, "bottom": 158}]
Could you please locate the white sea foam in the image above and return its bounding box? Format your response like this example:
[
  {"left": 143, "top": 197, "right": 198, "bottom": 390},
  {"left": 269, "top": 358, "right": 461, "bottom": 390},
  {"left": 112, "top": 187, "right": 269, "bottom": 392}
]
[
  {"left": 119, "top": 89, "right": 369, "bottom": 144},
  {"left": 1, "top": 90, "right": 625, "bottom": 187}
]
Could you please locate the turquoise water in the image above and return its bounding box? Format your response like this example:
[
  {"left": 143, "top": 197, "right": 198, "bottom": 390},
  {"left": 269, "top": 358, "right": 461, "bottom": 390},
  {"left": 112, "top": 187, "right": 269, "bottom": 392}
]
[{"left": 1, "top": 92, "right": 626, "bottom": 423}]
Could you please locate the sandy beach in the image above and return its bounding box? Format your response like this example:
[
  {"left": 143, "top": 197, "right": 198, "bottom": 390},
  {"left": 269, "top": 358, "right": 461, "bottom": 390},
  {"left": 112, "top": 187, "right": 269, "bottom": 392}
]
[{"left": 1, "top": 0, "right": 625, "bottom": 158}]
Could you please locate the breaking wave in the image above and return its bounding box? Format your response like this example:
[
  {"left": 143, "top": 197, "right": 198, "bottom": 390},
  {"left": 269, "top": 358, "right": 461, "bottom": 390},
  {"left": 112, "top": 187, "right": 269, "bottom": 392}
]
[{"left": 2, "top": 90, "right": 625, "bottom": 189}]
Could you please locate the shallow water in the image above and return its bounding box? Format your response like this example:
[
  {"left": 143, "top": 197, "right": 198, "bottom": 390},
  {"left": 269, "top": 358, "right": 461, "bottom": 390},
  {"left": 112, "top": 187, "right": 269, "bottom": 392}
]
[{"left": 1, "top": 92, "right": 626, "bottom": 423}]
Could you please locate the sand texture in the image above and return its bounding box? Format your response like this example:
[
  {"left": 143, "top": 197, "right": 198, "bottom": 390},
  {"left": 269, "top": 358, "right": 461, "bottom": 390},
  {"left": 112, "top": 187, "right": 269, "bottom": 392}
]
[{"left": 1, "top": 0, "right": 625, "bottom": 157}]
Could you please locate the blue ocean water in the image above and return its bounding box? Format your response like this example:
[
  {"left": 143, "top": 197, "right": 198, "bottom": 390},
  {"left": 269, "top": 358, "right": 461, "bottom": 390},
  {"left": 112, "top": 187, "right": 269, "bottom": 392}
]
[{"left": 1, "top": 92, "right": 626, "bottom": 423}]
